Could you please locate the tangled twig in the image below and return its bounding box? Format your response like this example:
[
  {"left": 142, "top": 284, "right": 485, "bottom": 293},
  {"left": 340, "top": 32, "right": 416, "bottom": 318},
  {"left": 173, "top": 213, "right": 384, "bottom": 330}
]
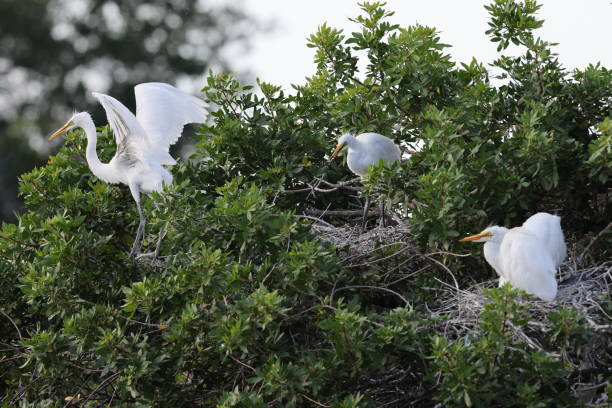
[
  {"left": 279, "top": 177, "right": 362, "bottom": 194},
  {"left": 578, "top": 221, "right": 611, "bottom": 265}
]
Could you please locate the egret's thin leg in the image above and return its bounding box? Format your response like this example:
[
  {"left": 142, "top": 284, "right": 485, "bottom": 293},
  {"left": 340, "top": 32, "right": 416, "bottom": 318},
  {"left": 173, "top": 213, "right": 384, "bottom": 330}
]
[
  {"left": 130, "top": 200, "right": 146, "bottom": 258},
  {"left": 361, "top": 196, "right": 371, "bottom": 232},
  {"left": 135, "top": 201, "right": 166, "bottom": 260},
  {"left": 152, "top": 224, "right": 165, "bottom": 258},
  {"left": 379, "top": 200, "right": 387, "bottom": 228}
]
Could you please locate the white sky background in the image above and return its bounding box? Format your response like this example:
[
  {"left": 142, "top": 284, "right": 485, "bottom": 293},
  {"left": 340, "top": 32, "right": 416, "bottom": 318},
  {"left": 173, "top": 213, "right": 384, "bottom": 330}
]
[{"left": 224, "top": 0, "right": 612, "bottom": 89}]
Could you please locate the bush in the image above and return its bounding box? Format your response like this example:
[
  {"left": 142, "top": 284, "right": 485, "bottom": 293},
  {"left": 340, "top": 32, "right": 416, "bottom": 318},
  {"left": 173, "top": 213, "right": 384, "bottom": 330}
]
[{"left": 1, "top": 1, "right": 610, "bottom": 406}]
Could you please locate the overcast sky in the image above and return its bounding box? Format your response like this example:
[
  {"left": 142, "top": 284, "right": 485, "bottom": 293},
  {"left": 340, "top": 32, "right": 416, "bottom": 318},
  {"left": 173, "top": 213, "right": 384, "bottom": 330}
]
[{"left": 225, "top": 0, "right": 612, "bottom": 89}]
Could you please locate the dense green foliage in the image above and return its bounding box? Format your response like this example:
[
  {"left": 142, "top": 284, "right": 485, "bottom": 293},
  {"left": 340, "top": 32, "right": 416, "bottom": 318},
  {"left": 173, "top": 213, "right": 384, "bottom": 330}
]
[{"left": 1, "top": 1, "right": 610, "bottom": 406}]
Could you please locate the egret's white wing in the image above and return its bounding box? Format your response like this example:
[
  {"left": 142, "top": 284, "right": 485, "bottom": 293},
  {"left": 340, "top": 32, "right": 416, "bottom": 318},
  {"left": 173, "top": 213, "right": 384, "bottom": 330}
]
[
  {"left": 500, "top": 228, "right": 557, "bottom": 301},
  {"left": 92, "top": 92, "right": 147, "bottom": 157},
  {"left": 522, "top": 212, "right": 566, "bottom": 268},
  {"left": 358, "top": 133, "right": 401, "bottom": 163},
  {"left": 134, "top": 83, "right": 207, "bottom": 158}
]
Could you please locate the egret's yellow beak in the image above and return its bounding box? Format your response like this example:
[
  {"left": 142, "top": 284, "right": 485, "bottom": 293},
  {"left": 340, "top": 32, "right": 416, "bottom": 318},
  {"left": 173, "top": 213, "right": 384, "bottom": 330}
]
[
  {"left": 49, "top": 120, "right": 73, "bottom": 140},
  {"left": 330, "top": 142, "right": 346, "bottom": 160},
  {"left": 459, "top": 231, "right": 492, "bottom": 242}
]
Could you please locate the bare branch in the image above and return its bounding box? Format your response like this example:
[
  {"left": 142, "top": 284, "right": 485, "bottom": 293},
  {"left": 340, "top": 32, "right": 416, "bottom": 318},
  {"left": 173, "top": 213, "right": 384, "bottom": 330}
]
[
  {"left": 0, "top": 309, "right": 22, "bottom": 340},
  {"left": 229, "top": 354, "right": 257, "bottom": 373},
  {"left": 305, "top": 208, "right": 381, "bottom": 217},
  {"left": 276, "top": 177, "right": 362, "bottom": 194},
  {"left": 578, "top": 221, "right": 611, "bottom": 265},
  {"left": 421, "top": 253, "right": 460, "bottom": 291},
  {"left": 332, "top": 285, "right": 411, "bottom": 307}
]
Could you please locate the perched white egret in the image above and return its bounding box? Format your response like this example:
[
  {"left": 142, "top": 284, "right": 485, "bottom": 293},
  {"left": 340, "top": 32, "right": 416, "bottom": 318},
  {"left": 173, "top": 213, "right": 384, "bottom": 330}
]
[
  {"left": 330, "top": 133, "right": 401, "bottom": 177},
  {"left": 459, "top": 212, "right": 566, "bottom": 301},
  {"left": 330, "top": 133, "right": 401, "bottom": 230},
  {"left": 49, "top": 82, "right": 207, "bottom": 258}
]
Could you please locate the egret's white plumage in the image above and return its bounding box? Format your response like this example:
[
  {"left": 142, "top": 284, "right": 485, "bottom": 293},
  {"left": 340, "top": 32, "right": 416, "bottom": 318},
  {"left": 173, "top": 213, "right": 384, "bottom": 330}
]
[
  {"left": 330, "top": 133, "right": 401, "bottom": 177},
  {"left": 49, "top": 82, "right": 207, "bottom": 257},
  {"left": 330, "top": 132, "right": 401, "bottom": 231},
  {"left": 460, "top": 212, "right": 567, "bottom": 302},
  {"left": 521, "top": 212, "right": 566, "bottom": 267}
]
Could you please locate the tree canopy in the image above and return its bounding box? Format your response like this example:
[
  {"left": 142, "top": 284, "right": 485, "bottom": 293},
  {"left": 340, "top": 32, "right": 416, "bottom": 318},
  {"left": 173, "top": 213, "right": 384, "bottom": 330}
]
[{"left": 1, "top": 1, "right": 610, "bottom": 406}]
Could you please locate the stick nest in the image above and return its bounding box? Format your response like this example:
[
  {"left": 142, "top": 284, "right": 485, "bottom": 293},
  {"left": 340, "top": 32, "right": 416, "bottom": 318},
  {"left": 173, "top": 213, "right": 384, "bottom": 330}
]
[{"left": 432, "top": 259, "right": 612, "bottom": 341}]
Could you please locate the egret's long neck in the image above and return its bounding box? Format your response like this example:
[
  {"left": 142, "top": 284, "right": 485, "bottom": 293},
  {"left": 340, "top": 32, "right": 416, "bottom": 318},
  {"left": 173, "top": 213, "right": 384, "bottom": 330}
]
[
  {"left": 483, "top": 241, "right": 502, "bottom": 276},
  {"left": 81, "top": 117, "right": 118, "bottom": 183},
  {"left": 483, "top": 228, "right": 508, "bottom": 277}
]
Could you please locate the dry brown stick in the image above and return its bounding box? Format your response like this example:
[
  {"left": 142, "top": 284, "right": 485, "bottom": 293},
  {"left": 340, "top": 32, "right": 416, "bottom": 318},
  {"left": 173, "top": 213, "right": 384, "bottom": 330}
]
[
  {"left": 384, "top": 265, "right": 432, "bottom": 287},
  {"left": 332, "top": 285, "right": 410, "bottom": 307},
  {"left": 427, "top": 251, "right": 471, "bottom": 258},
  {"left": 421, "top": 254, "right": 460, "bottom": 291},
  {"left": 283, "top": 305, "right": 321, "bottom": 322},
  {"left": 383, "top": 253, "right": 426, "bottom": 276},
  {"left": 304, "top": 208, "right": 381, "bottom": 217},
  {"left": 79, "top": 372, "right": 120, "bottom": 406},
  {"left": 578, "top": 221, "right": 611, "bottom": 265},
  {"left": 341, "top": 241, "right": 410, "bottom": 266},
  {"left": 9, "top": 375, "right": 42, "bottom": 405},
  {"left": 344, "top": 245, "right": 411, "bottom": 268},
  {"left": 301, "top": 393, "right": 331, "bottom": 408},
  {"left": 315, "top": 176, "right": 362, "bottom": 190},
  {"left": 278, "top": 177, "right": 362, "bottom": 194},
  {"left": 229, "top": 354, "right": 256, "bottom": 373},
  {"left": 62, "top": 373, "right": 95, "bottom": 408},
  {"left": 0, "top": 310, "right": 22, "bottom": 340},
  {"left": 294, "top": 214, "right": 336, "bottom": 229}
]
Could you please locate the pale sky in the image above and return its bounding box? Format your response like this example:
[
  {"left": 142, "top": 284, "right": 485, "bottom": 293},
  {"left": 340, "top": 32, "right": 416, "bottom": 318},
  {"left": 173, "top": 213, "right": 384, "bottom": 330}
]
[{"left": 225, "top": 0, "right": 612, "bottom": 89}]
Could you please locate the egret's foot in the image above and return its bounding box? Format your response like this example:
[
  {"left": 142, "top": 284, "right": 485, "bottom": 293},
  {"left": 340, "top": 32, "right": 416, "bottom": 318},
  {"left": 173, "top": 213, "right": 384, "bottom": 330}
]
[
  {"left": 135, "top": 251, "right": 158, "bottom": 260},
  {"left": 134, "top": 251, "right": 164, "bottom": 267},
  {"left": 129, "top": 240, "right": 143, "bottom": 259},
  {"left": 134, "top": 225, "right": 165, "bottom": 261}
]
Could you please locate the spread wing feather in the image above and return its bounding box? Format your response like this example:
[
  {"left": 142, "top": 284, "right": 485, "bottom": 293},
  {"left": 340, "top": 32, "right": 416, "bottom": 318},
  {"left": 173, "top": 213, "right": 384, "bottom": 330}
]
[
  {"left": 92, "top": 92, "right": 147, "bottom": 159},
  {"left": 134, "top": 83, "right": 207, "bottom": 158},
  {"left": 93, "top": 84, "right": 207, "bottom": 167}
]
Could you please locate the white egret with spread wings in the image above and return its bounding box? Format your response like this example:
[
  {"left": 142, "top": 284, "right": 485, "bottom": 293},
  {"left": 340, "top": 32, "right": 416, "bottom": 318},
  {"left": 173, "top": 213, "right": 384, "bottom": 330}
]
[{"left": 50, "top": 82, "right": 207, "bottom": 258}]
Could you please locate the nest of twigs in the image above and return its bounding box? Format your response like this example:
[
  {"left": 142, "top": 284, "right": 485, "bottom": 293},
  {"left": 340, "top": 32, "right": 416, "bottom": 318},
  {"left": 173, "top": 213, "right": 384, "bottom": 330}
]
[
  {"left": 307, "top": 211, "right": 611, "bottom": 342},
  {"left": 310, "top": 219, "right": 411, "bottom": 257},
  {"left": 431, "top": 258, "right": 612, "bottom": 342},
  {"left": 430, "top": 256, "right": 612, "bottom": 405}
]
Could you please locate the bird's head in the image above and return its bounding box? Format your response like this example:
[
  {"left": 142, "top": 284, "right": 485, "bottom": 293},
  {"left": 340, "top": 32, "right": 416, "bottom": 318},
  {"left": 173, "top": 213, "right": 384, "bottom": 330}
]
[
  {"left": 459, "top": 226, "right": 508, "bottom": 243},
  {"left": 49, "top": 112, "right": 91, "bottom": 140},
  {"left": 330, "top": 134, "right": 356, "bottom": 160}
]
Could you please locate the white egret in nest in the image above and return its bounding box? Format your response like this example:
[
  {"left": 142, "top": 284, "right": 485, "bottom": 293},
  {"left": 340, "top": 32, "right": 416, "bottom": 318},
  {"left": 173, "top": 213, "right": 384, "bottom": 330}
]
[
  {"left": 50, "top": 82, "right": 207, "bottom": 258},
  {"left": 460, "top": 212, "right": 566, "bottom": 301},
  {"left": 330, "top": 133, "right": 401, "bottom": 230}
]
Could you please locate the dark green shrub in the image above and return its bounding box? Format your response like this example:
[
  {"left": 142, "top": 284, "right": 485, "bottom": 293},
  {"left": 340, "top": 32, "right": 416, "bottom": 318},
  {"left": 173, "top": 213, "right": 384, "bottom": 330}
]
[
  {"left": 1, "top": 1, "right": 610, "bottom": 406},
  {"left": 430, "top": 286, "right": 575, "bottom": 407}
]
